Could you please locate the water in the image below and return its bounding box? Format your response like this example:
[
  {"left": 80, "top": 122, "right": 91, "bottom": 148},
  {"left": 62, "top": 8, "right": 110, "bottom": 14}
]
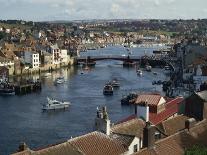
[{"left": 0, "top": 45, "right": 168, "bottom": 154}]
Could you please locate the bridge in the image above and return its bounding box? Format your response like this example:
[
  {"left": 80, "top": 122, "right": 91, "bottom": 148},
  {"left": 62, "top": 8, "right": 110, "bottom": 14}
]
[{"left": 75, "top": 55, "right": 173, "bottom": 68}]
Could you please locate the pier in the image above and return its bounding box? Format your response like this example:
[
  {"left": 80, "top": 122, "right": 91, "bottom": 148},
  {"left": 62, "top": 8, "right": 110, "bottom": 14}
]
[{"left": 14, "top": 81, "right": 42, "bottom": 95}]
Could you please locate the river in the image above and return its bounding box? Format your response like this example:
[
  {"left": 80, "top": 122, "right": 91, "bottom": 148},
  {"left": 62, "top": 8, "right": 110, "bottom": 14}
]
[{"left": 0, "top": 45, "right": 169, "bottom": 154}]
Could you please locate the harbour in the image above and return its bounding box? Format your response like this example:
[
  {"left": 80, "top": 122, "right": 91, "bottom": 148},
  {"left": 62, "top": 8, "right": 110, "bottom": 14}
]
[{"left": 0, "top": 45, "right": 169, "bottom": 154}]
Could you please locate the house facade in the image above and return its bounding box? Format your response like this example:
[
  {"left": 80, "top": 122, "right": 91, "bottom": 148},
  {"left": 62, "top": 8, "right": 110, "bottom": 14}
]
[{"left": 24, "top": 51, "right": 40, "bottom": 68}]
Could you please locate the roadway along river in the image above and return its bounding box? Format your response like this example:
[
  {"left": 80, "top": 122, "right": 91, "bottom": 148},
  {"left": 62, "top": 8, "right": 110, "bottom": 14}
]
[{"left": 0, "top": 45, "right": 169, "bottom": 154}]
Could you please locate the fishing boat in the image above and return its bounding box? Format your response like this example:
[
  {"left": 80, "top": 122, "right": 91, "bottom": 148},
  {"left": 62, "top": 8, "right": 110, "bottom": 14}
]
[
  {"left": 54, "top": 77, "right": 65, "bottom": 84},
  {"left": 111, "top": 78, "right": 120, "bottom": 88},
  {"left": 103, "top": 83, "right": 113, "bottom": 95},
  {"left": 42, "top": 97, "right": 71, "bottom": 110}
]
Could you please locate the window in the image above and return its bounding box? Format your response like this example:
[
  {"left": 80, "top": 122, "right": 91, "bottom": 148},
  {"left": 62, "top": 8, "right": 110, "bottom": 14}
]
[{"left": 133, "top": 144, "right": 138, "bottom": 152}]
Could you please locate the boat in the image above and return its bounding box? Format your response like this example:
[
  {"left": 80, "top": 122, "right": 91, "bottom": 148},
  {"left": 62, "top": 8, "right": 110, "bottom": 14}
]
[
  {"left": 42, "top": 97, "right": 71, "bottom": 110},
  {"left": 0, "top": 84, "right": 15, "bottom": 95},
  {"left": 145, "top": 65, "right": 152, "bottom": 72},
  {"left": 111, "top": 78, "right": 120, "bottom": 88},
  {"left": 164, "top": 65, "right": 171, "bottom": 70},
  {"left": 103, "top": 83, "right": 113, "bottom": 95},
  {"left": 121, "top": 92, "right": 138, "bottom": 105},
  {"left": 153, "top": 72, "right": 158, "bottom": 75},
  {"left": 54, "top": 77, "right": 65, "bottom": 84},
  {"left": 43, "top": 73, "right": 51, "bottom": 77},
  {"left": 137, "top": 69, "right": 143, "bottom": 76}
]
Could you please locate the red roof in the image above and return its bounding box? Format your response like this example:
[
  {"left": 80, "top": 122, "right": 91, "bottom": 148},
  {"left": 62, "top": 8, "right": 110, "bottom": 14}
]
[
  {"left": 149, "top": 97, "right": 184, "bottom": 125},
  {"left": 135, "top": 94, "right": 162, "bottom": 106}
]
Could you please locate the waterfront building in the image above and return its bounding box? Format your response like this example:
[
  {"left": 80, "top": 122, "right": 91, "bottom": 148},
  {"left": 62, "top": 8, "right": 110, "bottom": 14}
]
[
  {"left": 133, "top": 94, "right": 184, "bottom": 125},
  {"left": 47, "top": 44, "right": 61, "bottom": 65},
  {"left": 24, "top": 51, "right": 40, "bottom": 69}
]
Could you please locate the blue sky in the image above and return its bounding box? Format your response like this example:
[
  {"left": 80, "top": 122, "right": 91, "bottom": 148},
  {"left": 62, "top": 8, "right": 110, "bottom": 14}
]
[{"left": 0, "top": 0, "right": 207, "bottom": 21}]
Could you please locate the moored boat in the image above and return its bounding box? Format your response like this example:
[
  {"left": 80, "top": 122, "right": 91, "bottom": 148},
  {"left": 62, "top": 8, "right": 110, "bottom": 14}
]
[
  {"left": 0, "top": 83, "right": 15, "bottom": 95},
  {"left": 103, "top": 83, "right": 113, "bottom": 95},
  {"left": 121, "top": 92, "right": 138, "bottom": 105},
  {"left": 145, "top": 65, "right": 152, "bottom": 72},
  {"left": 42, "top": 97, "right": 71, "bottom": 110},
  {"left": 54, "top": 77, "right": 65, "bottom": 84},
  {"left": 111, "top": 78, "right": 120, "bottom": 88},
  {"left": 137, "top": 69, "right": 143, "bottom": 76}
]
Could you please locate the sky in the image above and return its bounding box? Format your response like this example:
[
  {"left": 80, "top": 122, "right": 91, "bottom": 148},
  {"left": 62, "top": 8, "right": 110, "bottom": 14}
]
[{"left": 0, "top": 0, "right": 206, "bottom": 21}]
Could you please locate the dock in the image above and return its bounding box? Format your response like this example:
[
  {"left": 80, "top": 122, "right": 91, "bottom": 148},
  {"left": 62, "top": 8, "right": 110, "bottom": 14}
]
[{"left": 14, "top": 81, "right": 42, "bottom": 95}]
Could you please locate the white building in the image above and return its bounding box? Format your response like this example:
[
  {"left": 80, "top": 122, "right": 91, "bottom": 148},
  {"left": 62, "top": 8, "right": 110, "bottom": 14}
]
[
  {"left": 0, "top": 56, "right": 14, "bottom": 67},
  {"left": 47, "top": 44, "right": 61, "bottom": 65},
  {"left": 60, "top": 49, "right": 68, "bottom": 63},
  {"left": 24, "top": 51, "right": 40, "bottom": 68}
]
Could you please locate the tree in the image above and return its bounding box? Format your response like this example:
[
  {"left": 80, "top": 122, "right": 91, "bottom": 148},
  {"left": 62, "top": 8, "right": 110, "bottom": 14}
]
[{"left": 185, "top": 145, "right": 207, "bottom": 155}]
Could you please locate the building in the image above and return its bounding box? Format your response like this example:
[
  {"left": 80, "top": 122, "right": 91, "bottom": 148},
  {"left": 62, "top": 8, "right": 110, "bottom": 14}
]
[
  {"left": 24, "top": 51, "right": 40, "bottom": 68},
  {"left": 13, "top": 107, "right": 146, "bottom": 155},
  {"left": 47, "top": 44, "right": 61, "bottom": 65},
  {"left": 185, "top": 91, "right": 207, "bottom": 121},
  {"left": 133, "top": 94, "right": 184, "bottom": 125}
]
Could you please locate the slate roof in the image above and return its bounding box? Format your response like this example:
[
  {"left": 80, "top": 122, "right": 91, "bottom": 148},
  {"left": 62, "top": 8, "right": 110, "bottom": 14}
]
[
  {"left": 111, "top": 118, "right": 145, "bottom": 138},
  {"left": 157, "top": 115, "right": 190, "bottom": 136}
]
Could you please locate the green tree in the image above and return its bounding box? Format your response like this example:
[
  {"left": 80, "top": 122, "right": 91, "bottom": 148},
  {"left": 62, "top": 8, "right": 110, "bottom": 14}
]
[{"left": 185, "top": 145, "right": 207, "bottom": 155}]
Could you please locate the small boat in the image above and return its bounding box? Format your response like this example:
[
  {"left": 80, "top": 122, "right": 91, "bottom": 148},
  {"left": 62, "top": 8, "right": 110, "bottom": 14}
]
[
  {"left": 103, "top": 83, "right": 113, "bottom": 95},
  {"left": 42, "top": 97, "right": 71, "bottom": 110},
  {"left": 0, "top": 86, "right": 15, "bottom": 95},
  {"left": 43, "top": 73, "right": 51, "bottom": 77},
  {"left": 153, "top": 72, "right": 158, "bottom": 75},
  {"left": 54, "top": 77, "right": 65, "bottom": 84},
  {"left": 164, "top": 65, "right": 171, "bottom": 70},
  {"left": 137, "top": 69, "right": 143, "bottom": 76},
  {"left": 145, "top": 65, "right": 152, "bottom": 72},
  {"left": 111, "top": 78, "right": 120, "bottom": 88},
  {"left": 121, "top": 92, "right": 138, "bottom": 105}
]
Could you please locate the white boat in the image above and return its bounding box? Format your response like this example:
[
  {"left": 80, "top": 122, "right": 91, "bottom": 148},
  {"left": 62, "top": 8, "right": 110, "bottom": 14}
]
[
  {"left": 42, "top": 97, "right": 71, "bottom": 110},
  {"left": 43, "top": 73, "right": 51, "bottom": 77},
  {"left": 54, "top": 77, "right": 65, "bottom": 84},
  {"left": 145, "top": 65, "right": 152, "bottom": 72},
  {"left": 111, "top": 78, "right": 120, "bottom": 88},
  {"left": 137, "top": 69, "right": 143, "bottom": 76}
]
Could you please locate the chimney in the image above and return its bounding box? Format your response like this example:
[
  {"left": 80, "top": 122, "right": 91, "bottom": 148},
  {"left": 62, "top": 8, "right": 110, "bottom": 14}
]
[
  {"left": 143, "top": 122, "right": 155, "bottom": 148},
  {"left": 136, "top": 101, "right": 149, "bottom": 122},
  {"left": 94, "top": 106, "right": 111, "bottom": 135},
  {"left": 18, "top": 142, "right": 28, "bottom": 152},
  {"left": 185, "top": 118, "right": 196, "bottom": 130}
]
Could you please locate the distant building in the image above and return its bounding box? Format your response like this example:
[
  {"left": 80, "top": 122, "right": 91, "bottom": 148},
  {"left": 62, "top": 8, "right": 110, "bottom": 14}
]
[{"left": 47, "top": 44, "right": 61, "bottom": 65}]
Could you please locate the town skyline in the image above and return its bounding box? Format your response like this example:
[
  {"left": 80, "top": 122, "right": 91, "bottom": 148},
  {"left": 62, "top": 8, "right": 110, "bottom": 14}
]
[{"left": 0, "top": 0, "right": 207, "bottom": 21}]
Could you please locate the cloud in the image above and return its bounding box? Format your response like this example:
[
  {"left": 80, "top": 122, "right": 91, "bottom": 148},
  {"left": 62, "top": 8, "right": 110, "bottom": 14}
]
[{"left": 0, "top": 0, "right": 206, "bottom": 21}]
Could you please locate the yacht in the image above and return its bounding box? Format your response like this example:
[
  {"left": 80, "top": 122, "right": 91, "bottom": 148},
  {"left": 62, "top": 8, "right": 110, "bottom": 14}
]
[
  {"left": 103, "top": 83, "right": 113, "bottom": 95},
  {"left": 42, "top": 97, "right": 71, "bottom": 110}
]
